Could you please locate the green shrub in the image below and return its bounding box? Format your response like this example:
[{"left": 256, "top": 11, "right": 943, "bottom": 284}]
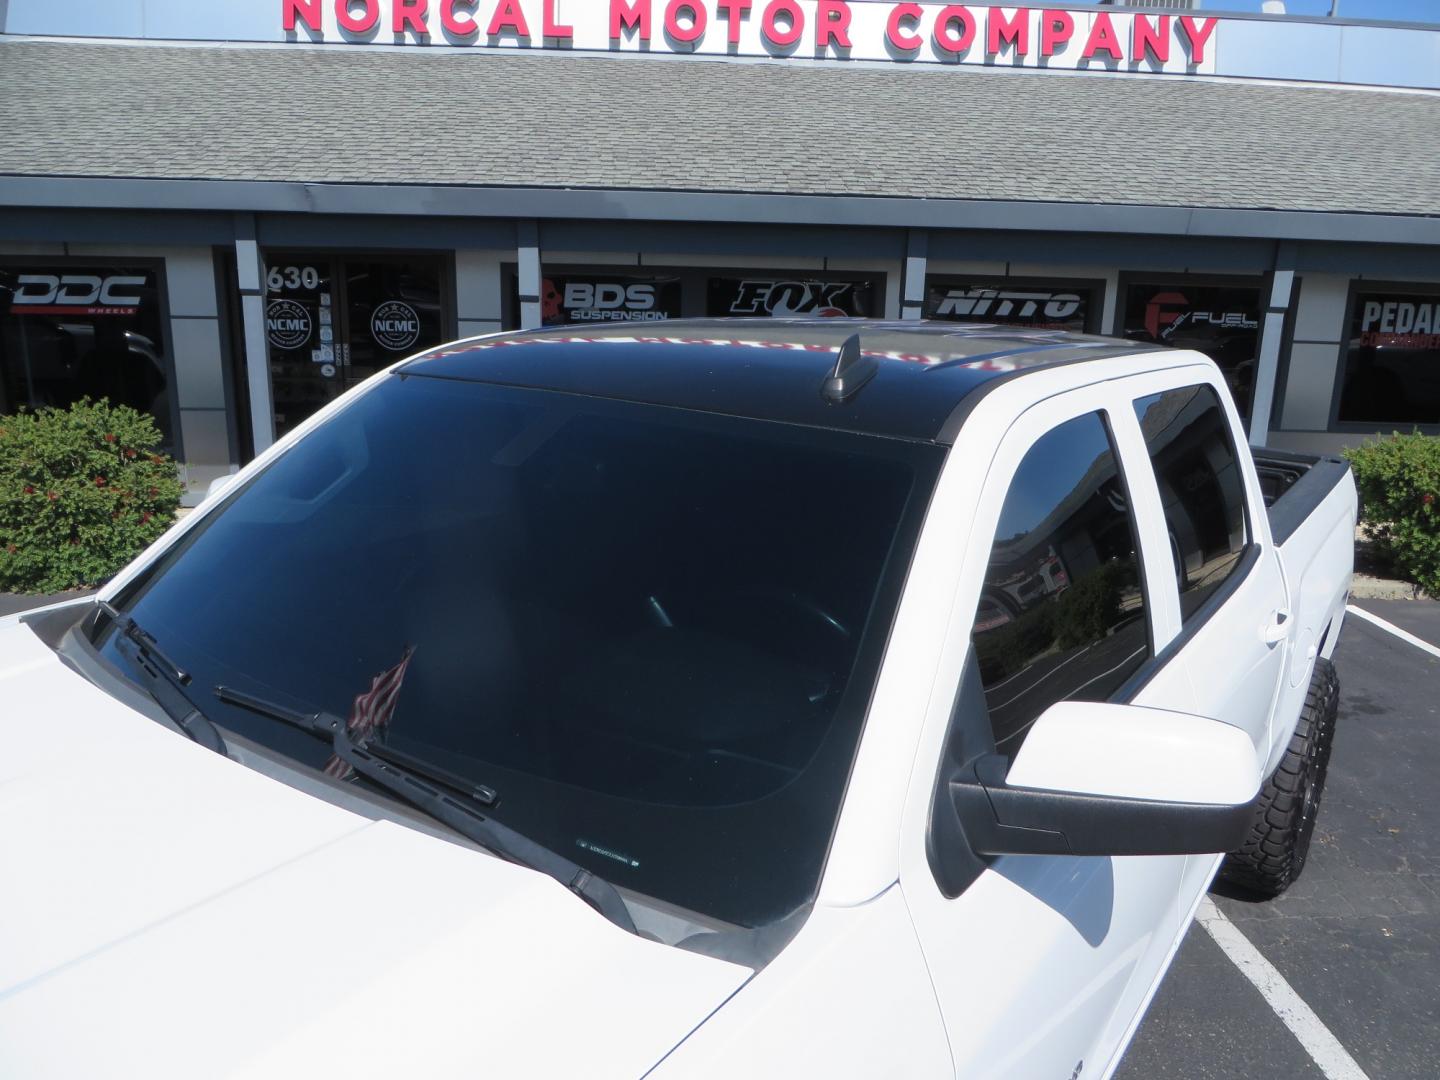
[
  {"left": 0, "top": 398, "right": 182, "bottom": 593},
  {"left": 1344, "top": 431, "right": 1440, "bottom": 596}
]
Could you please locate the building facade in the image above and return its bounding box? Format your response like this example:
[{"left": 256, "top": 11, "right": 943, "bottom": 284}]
[{"left": 2, "top": 1, "right": 1438, "bottom": 500}]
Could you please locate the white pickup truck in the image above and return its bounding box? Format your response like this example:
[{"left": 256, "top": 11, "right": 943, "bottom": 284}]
[{"left": 0, "top": 320, "right": 1355, "bottom": 1079}]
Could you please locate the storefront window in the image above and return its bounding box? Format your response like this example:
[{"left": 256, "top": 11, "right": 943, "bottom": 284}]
[
  {"left": 537, "top": 273, "right": 682, "bottom": 325},
  {"left": 0, "top": 263, "right": 174, "bottom": 448},
  {"left": 1337, "top": 287, "right": 1440, "bottom": 426},
  {"left": 509, "top": 267, "right": 884, "bottom": 327},
  {"left": 706, "top": 275, "right": 876, "bottom": 317},
  {"left": 923, "top": 276, "right": 1100, "bottom": 333},
  {"left": 1121, "top": 280, "right": 1263, "bottom": 418},
  {"left": 263, "top": 253, "right": 447, "bottom": 439}
]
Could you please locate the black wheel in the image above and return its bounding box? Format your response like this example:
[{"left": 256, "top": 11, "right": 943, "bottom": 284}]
[{"left": 1219, "top": 657, "right": 1339, "bottom": 899}]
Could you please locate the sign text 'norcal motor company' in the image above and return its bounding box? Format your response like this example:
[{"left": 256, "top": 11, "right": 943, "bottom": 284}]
[{"left": 282, "top": 1, "right": 1220, "bottom": 73}]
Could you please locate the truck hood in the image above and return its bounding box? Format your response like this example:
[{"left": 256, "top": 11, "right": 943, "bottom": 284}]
[{"left": 0, "top": 618, "right": 749, "bottom": 1079}]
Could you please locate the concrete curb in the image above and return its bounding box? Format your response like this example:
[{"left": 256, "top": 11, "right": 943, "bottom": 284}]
[
  {"left": 1349, "top": 573, "right": 1422, "bottom": 601},
  {"left": 1351, "top": 531, "right": 1427, "bottom": 601}
]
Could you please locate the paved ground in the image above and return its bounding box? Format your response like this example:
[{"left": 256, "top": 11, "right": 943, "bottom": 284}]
[{"left": 1120, "top": 599, "right": 1440, "bottom": 1080}]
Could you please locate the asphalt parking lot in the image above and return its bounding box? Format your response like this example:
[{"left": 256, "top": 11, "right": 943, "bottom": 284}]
[
  {"left": 1120, "top": 599, "right": 1440, "bottom": 1080},
  {"left": 5, "top": 591, "right": 1435, "bottom": 1078}
]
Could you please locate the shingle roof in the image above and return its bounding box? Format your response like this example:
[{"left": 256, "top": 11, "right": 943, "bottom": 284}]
[{"left": 1, "top": 37, "right": 1438, "bottom": 216}]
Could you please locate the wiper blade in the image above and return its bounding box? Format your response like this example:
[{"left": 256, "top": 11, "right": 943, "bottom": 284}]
[
  {"left": 99, "top": 600, "right": 226, "bottom": 755},
  {"left": 214, "top": 685, "right": 637, "bottom": 935},
  {"left": 363, "top": 739, "right": 499, "bottom": 808}
]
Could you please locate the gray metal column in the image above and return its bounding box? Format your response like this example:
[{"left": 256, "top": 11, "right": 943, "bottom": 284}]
[
  {"left": 901, "top": 229, "right": 928, "bottom": 321},
  {"left": 517, "top": 220, "right": 542, "bottom": 330},
  {"left": 1249, "top": 241, "right": 1297, "bottom": 447},
  {"left": 234, "top": 214, "right": 276, "bottom": 455}
]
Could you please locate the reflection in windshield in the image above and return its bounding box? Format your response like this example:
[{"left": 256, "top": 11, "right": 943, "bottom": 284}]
[
  {"left": 323, "top": 645, "right": 415, "bottom": 780},
  {"left": 97, "top": 374, "right": 941, "bottom": 929}
]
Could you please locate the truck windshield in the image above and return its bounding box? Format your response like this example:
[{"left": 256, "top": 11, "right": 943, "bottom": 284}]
[{"left": 95, "top": 373, "right": 942, "bottom": 929}]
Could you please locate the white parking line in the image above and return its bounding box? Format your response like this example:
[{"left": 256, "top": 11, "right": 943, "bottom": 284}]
[
  {"left": 1346, "top": 603, "right": 1440, "bottom": 660},
  {"left": 1196, "top": 898, "right": 1371, "bottom": 1080}
]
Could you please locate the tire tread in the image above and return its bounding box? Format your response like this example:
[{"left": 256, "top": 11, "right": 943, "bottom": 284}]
[{"left": 1218, "top": 657, "right": 1338, "bottom": 898}]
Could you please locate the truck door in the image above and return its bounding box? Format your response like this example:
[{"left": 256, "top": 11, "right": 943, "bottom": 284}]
[
  {"left": 901, "top": 386, "right": 1191, "bottom": 1079},
  {"left": 1124, "top": 379, "right": 1288, "bottom": 904}
]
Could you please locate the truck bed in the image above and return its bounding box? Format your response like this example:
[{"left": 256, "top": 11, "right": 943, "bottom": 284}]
[
  {"left": 1250, "top": 445, "right": 1357, "bottom": 774},
  {"left": 1252, "top": 447, "right": 1353, "bottom": 547}
]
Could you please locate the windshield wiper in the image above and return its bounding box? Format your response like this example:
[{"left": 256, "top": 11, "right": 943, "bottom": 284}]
[
  {"left": 213, "top": 684, "right": 637, "bottom": 935},
  {"left": 98, "top": 600, "right": 227, "bottom": 755}
]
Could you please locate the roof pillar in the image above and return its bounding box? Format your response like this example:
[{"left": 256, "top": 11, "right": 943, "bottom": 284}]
[
  {"left": 1248, "top": 240, "right": 1297, "bottom": 447},
  {"left": 516, "top": 220, "right": 542, "bottom": 330},
  {"left": 233, "top": 213, "right": 276, "bottom": 456},
  {"left": 901, "top": 229, "right": 928, "bottom": 321}
]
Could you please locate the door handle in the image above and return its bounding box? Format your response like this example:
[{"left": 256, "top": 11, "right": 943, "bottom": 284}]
[{"left": 1263, "top": 609, "right": 1290, "bottom": 646}]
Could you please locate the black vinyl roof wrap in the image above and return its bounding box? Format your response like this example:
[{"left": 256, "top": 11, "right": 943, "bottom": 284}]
[{"left": 399, "top": 319, "right": 1157, "bottom": 444}]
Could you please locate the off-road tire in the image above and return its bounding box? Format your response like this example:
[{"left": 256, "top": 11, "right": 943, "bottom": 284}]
[{"left": 1218, "top": 657, "right": 1339, "bottom": 899}]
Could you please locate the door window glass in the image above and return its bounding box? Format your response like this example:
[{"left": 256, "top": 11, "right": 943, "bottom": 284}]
[
  {"left": 971, "top": 412, "right": 1150, "bottom": 761},
  {"left": 264, "top": 254, "right": 445, "bottom": 439},
  {"left": 1122, "top": 281, "right": 1263, "bottom": 419},
  {"left": 263, "top": 258, "right": 334, "bottom": 440},
  {"left": 1133, "top": 385, "right": 1248, "bottom": 621},
  {"left": 346, "top": 259, "right": 444, "bottom": 370},
  {"left": 1337, "top": 288, "right": 1440, "bottom": 425},
  {"left": 0, "top": 264, "right": 173, "bottom": 450}
]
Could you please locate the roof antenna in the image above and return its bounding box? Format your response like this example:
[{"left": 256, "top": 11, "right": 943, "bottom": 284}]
[{"left": 821, "top": 333, "right": 877, "bottom": 405}]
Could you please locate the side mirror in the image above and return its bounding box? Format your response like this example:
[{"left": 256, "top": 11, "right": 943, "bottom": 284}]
[{"left": 949, "top": 702, "right": 1261, "bottom": 857}]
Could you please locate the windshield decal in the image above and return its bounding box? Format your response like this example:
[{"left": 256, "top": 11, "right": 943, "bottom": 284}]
[{"left": 577, "top": 838, "right": 641, "bottom": 870}]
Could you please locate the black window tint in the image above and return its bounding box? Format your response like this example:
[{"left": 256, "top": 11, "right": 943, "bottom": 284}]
[
  {"left": 0, "top": 264, "right": 174, "bottom": 451},
  {"left": 95, "top": 376, "right": 941, "bottom": 930},
  {"left": 1133, "top": 385, "right": 1247, "bottom": 621},
  {"left": 1337, "top": 289, "right": 1440, "bottom": 425},
  {"left": 971, "top": 413, "right": 1150, "bottom": 761}
]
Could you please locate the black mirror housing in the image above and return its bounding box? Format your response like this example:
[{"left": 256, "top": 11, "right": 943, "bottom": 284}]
[{"left": 948, "top": 754, "right": 1258, "bottom": 858}]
